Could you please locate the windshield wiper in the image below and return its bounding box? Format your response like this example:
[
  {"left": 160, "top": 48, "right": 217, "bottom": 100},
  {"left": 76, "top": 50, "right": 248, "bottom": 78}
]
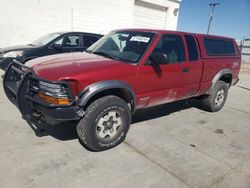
[
  {"left": 111, "top": 56, "right": 134, "bottom": 63},
  {"left": 93, "top": 51, "right": 134, "bottom": 63},
  {"left": 85, "top": 49, "right": 92, "bottom": 53},
  {"left": 92, "top": 51, "right": 115, "bottom": 59}
]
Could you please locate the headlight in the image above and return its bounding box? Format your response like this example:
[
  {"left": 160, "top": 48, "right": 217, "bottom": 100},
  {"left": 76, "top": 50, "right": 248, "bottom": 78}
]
[
  {"left": 3, "top": 50, "right": 23, "bottom": 58},
  {"left": 36, "top": 81, "right": 72, "bottom": 105}
]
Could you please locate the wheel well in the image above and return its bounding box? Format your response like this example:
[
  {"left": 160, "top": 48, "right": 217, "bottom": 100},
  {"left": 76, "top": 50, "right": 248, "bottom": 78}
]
[
  {"left": 219, "top": 73, "right": 232, "bottom": 86},
  {"left": 84, "top": 88, "right": 135, "bottom": 112}
]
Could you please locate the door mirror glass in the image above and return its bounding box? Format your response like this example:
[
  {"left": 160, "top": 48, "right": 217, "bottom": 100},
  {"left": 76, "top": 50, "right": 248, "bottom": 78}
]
[{"left": 150, "top": 51, "right": 168, "bottom": 65}]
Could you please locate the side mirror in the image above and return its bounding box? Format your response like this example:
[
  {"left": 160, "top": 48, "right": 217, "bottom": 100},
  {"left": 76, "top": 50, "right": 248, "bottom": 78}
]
[
  {"left": 150, "top": 51, "right": 168, "bottom": 65},
  {"left": 52, "top": 43, "right": 62, "bottom": 50}
]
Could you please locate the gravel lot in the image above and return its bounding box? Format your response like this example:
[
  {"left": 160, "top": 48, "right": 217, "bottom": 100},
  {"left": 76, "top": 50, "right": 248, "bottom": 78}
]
[{"left": 0, "top": 68, "right": 250, "bottom": 188}]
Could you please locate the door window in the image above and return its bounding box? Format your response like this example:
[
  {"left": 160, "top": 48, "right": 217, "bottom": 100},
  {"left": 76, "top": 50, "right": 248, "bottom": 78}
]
[
  {"left": 83, "top": 36, "right": 100, "bottom": 47},
  {"left": 54, "top": 35, "right": 80, "bottom": 48},
  {"left": 153, "top": 34, "right": 186, "bottom": 64}
]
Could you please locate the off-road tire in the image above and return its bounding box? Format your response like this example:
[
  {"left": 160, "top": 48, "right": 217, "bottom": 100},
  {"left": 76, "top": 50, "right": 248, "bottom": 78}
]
[
  {"left": 76, "top": 95, "right": 131, "bottom": 152},
  {"left": 202, "top": 81, "right": 229, "bottom": 112}
]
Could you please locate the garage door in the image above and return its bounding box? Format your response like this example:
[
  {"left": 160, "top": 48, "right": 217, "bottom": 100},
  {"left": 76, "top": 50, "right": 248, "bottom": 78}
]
[{"left": 134, "top": 0, "right": 168, "bottom": 29}]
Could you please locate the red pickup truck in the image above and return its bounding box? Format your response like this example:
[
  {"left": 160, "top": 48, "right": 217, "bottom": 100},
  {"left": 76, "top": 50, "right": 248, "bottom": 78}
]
[{"left": 3, "top": 29, "right": 241, "bottom": 151}]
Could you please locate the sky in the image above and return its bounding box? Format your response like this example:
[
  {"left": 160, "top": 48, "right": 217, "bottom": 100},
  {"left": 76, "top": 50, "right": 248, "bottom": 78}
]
[{"left": 177, "top": 0, "right": 250, "bottom": 40}]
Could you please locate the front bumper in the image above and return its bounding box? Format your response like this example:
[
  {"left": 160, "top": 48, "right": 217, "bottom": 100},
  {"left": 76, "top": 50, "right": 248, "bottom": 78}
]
[{"left": 3, "top": 61, "right": 82, "bottom": 123}]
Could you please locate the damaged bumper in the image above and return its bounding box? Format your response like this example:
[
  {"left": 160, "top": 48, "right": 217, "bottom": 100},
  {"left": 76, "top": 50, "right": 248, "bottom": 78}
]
[{"left": 3, "top": 61, "right": 82, "bottom": 123}]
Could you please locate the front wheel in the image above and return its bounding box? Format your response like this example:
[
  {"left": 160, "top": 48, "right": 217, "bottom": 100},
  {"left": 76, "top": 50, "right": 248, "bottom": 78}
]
[
  {"left": 76, "top": 95, "right": 131, "bottom": 151},
  {"left": 202, "top": 81, "right": 229, "bottom": 112}
]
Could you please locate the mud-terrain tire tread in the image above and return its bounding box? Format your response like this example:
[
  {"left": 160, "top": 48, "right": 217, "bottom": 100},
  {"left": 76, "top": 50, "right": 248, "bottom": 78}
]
[
  {"left": 202, "top": 81, "right": 229, "bottom": 112},
  {"left": 76, "top": 95, "right": 131, "bottom": 152}
]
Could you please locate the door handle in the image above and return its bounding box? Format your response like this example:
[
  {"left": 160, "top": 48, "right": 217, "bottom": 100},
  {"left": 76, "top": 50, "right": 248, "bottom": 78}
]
[{"left": 182, "top": 67, "right": 189, "bottom": 73}]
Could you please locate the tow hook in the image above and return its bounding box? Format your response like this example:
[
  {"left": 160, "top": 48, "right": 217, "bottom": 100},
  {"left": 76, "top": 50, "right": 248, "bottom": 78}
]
[
  {"left": 76, "top": 109, "right": 85, "bottom": 117},
  {"left": 22, "top": 111, "right": 42, "bottom": 123},
  {"left": 32, "top": 112, "right": 41, "bottom": 118}
]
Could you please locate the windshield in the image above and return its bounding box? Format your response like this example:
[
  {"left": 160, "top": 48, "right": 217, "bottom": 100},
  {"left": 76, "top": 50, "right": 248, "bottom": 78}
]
[
  {"left": 31, "top": 33, "right": 61, "bottom": 46},
  {"left": 87, "top": 31, "right": 155, "bottom": 63}
]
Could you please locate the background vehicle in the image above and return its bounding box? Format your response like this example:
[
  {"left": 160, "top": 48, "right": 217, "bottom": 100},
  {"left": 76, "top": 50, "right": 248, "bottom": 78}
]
[
  {"left": 0, "top": 32, "right": 103, "bottom": 70},
  {"left": 3, "top": 29, "right": 241, "bottom": 151}
]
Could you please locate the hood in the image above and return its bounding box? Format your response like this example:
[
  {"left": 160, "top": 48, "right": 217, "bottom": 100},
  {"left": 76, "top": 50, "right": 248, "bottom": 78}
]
[
  {"left": 25, "top": 52, "right": 135, "bottom": 81},
  {"left": 0, "top": 44, "right": 37, "bottom": 53}
]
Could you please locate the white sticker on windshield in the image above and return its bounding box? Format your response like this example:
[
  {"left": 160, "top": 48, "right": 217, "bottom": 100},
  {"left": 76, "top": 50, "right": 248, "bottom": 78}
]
[{"left": 130, "top": 36, "right": 150, "bottom": 43}]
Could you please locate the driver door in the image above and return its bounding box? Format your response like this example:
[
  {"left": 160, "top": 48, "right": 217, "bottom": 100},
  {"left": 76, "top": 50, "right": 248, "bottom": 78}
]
[{"left": 136, "top": 33, "right": 188, "bottom": 108}]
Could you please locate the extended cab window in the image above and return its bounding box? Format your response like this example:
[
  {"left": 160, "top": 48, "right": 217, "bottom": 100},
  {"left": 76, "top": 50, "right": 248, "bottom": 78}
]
[
  {"left": 184, "top": 35, "right": 199, "bottom": 61},
  {"left": 153, "top": 34, "right": 186, "bottom": 64},
  {"left": 204, "top": 38, "right": 236, "bottom": 56}
]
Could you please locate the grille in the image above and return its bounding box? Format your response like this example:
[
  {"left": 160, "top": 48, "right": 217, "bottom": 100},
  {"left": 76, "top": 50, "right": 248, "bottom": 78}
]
[
  {"left": 63, "top": 87, "right": 73, "bottom": 101},
  {"left": 28, "top": 77, "right": 39, "bottom": 97}
]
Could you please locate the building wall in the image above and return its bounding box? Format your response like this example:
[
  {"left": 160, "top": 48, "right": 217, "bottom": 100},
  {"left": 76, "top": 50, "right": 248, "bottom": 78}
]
[
  {"left": 139, "top": 0, "right": 180, "bottom": 30},
  {"left": 0, "top": 0, "right": 181, "bottom": 48}
]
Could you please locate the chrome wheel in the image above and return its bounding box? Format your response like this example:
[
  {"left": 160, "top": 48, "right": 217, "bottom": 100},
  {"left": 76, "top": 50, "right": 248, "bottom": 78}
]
[
  {"left": 96, "top": 111, "right": 122, "bottom": 139},
  {"left": 215, "top": 89, "right": 225, "bottom": 107}
]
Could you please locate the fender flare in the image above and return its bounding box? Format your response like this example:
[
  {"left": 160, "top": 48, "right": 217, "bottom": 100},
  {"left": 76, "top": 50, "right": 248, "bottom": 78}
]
[
  {"left": 208, "top": 68, "right": 232, "bottom": 93},
  {"left": 76, "top": 80, "right": 136, "bottom": 111}
]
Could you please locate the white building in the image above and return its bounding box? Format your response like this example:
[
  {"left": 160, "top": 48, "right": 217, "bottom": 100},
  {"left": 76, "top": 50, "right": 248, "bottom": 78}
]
[{"left": 0, "top": 0, "right": 181, "bottom": 48}]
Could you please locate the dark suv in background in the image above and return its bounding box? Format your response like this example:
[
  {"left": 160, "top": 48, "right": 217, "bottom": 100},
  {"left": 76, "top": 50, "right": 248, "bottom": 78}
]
[{"left": 0, "top": 32, "right": 103, "bottom": 70}]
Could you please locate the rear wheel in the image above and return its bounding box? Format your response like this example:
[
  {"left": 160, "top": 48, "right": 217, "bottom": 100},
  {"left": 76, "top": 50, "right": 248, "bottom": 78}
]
[
  {"left": 202, "top": 81, "right": 229, "bottom": 112},
  {"left": 76, "top": 95, "right": 131, "bottom": 151}
]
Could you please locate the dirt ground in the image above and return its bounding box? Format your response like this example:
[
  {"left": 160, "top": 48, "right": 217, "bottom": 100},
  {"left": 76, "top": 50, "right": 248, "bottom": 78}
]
[{"left": 240, "top": 63, "right": 250, "bottom": 74}]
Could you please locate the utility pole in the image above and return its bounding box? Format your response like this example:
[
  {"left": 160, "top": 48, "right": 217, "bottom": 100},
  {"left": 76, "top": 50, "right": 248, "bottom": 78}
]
[
  {"left": 207, "top": 2, "right": 220, "bottom": 34},
  {"left": 240, "top": 36, "right": 245, "bottom": 53}
]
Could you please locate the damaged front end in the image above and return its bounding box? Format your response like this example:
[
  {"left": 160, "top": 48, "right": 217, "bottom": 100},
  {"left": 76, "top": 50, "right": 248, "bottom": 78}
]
[{"left": 3, "top": 61, "right": 82, "bottom": 124}]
